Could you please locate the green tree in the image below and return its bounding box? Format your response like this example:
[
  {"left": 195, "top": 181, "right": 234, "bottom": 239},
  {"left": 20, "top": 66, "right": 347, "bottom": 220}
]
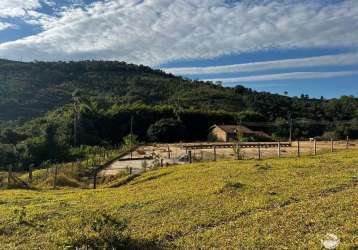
[
  {"left": 0, "top": 144, "right": 16, "bottom": 170},
  {"left": 147, "top": 118, "right": 187, "bottom": 142},
  {"left": 0, "top": 129, "right": 26, "bottom": 145},
  {"left": 237, "top": 111, "right": 266, "bottom": 123},
  {"left": 273, "top": 118, "right": 289, "bottom": 140},
  {"left": 122, "top": 134, "right": 139, "bottom": 149}
]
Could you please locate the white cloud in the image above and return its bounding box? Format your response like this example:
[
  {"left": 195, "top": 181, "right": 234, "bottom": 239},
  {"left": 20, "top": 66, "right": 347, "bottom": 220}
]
[
  {"left": 0, "top": 0, "right": 358, "bottom": 64},
  {"left": 23, "top": 10, "right": 59, "bottom": 30},
  {"left": 0, "top": 22, "right": 15, "bottom": 31},
  {"left": 0, "top": 0, "right": 57, "bottom": 30},
  {"left": 163, "top": 52, "right": 358, "bottom": 75},
  {"left": 0, "top": 0, "right": 42, "bottom": 17},
  {"left": 203, "top": 71, "right": 358, "bottom": 84}
]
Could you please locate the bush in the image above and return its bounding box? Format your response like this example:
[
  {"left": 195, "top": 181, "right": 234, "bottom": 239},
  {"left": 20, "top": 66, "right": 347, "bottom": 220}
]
[
  {"left": 122, "top": 134, "right": 139, "bottom": 148},
  {"left": 321, "top": 131, "right": 338, "bottom": 140},
  {"left": 60, "top": 212, "right": 129, "bottom": 249}
]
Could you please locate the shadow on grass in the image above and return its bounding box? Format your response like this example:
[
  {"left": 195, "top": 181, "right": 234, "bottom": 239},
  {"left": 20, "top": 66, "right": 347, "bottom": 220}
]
[
  {"left": 67, "top": 237, "right": 167, "bottom": 250},
  {"left": 131, "top": 172, "right": 171, "bottom": 185},
  {"left": 106, "top": 173, "right": 141, "bottom": 188},
  {"left": 63, "top": 212, "right": 168, "bottom": 250}
]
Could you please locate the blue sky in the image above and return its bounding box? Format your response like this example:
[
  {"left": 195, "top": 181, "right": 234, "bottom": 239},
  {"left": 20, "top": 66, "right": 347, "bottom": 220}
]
[{"left": 0, "top": 0, "right": 357, "bottom": 98}]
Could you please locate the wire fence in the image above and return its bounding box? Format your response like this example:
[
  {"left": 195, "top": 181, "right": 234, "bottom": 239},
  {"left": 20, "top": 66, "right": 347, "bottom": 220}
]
[
  {"left": 2, "top": 138, "right": 357, "bottom": 189},
  {"left": 184, "top": 138, "right": 356, "bottom": 162},
  {"left": 2, "top": 145, "right": 130, "bottom": 189}
]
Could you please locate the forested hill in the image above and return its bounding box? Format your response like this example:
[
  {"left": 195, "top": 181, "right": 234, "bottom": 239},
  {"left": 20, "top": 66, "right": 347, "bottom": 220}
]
[{"left": 0, "top": 59, "right": 357, "bottom": 122}]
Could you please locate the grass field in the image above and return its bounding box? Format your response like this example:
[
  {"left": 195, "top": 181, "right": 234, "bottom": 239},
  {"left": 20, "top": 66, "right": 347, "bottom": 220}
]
[{"left": 0, "top": 150, "right": 357, "bottom": 249}]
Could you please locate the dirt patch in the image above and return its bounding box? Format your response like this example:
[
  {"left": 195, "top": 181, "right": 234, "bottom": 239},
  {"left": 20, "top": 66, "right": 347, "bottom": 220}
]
[
  {"left": 318, "top": 180, "right": 357, "bottom": 197},
  {"left": 216, "top": 181, "right": 246, "bottom": 194}
]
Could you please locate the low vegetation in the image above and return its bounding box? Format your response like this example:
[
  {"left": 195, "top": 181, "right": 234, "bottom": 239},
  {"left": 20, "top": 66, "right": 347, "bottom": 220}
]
[{"left": 0, "top": 150, "right": 357, "bottom": 249}]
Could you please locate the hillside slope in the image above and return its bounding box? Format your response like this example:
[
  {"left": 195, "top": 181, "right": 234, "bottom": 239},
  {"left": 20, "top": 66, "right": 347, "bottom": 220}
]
[
  {"left": 0, "top": 60, "right": 357, "bottom": 122},
  {"left": 0, "top": 150, "right": 357, "bottom": 249}
]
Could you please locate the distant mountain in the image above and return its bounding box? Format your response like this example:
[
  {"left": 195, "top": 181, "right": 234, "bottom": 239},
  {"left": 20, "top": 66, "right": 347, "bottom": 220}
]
[{"left": 0, "top": 59, "right": 357, "bottom": 122}]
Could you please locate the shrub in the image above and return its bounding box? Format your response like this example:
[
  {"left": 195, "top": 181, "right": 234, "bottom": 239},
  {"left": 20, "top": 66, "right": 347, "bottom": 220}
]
[{"left": 60, "top": 212, "right": 129, "bottom": 249}]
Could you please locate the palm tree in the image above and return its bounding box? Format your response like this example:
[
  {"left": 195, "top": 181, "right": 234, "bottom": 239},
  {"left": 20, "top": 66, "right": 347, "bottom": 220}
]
[{"left": 72, "top": 90, "right": 93, "bottom": 147}]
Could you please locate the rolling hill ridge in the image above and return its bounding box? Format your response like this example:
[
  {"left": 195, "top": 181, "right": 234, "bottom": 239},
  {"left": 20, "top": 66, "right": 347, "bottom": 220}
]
[{"left": 0, "top": 59, "right": 357, "bottom": 122}]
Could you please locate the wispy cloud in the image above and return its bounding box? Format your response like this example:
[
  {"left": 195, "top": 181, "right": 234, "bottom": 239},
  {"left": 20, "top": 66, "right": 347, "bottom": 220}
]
[
  {"left": 163, "top": 52, "right": 358, "bottom": 75},
  {"left": 0, "top": 0, "right": 43, "bottom": 17},
  {"left": 0, "top": 0, "right": 358, "bottom": 64},
  {"left": 204, "top": 71, "right": 358, "bottom": 84},
  {"left": 0, "top": 22, "right": 15, "bottom": 31}
]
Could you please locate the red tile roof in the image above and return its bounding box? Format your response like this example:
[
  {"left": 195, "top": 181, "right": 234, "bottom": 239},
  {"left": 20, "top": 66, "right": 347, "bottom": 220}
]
[{"left": 215, "top": 125, "right": 255, "bottom": 134}]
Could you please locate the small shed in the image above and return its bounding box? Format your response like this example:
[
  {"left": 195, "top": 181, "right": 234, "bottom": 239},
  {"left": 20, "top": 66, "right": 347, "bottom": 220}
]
[
  {"left": 208, "top": 124, "right": 271, "bottom": 142},
  {"left": 208, "top": 125, "right": 254, "bottom": 142}
]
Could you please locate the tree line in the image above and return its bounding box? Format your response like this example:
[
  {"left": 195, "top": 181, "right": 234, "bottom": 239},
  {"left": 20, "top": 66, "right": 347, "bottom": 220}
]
[{"left": 1, "top": 102, "right": 357, "bottom": 172}]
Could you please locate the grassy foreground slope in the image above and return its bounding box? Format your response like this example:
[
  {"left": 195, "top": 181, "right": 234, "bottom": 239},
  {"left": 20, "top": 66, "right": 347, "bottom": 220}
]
[{"left": 0, "top": 150, "right": 357, "bottom": 249}]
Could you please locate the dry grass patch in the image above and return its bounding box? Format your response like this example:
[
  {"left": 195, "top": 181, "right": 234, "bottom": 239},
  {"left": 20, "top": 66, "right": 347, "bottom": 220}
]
[{"left": 0, "top": 150, "right": 357, "bottom": 249}]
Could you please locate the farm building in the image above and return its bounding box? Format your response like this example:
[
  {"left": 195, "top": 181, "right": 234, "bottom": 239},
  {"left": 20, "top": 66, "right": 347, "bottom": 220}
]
[{"left": 208, "top": 124, "right": 271, "bottom": 142}]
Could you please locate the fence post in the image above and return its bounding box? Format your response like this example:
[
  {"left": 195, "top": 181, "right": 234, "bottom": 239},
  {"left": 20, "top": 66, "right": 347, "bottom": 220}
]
[
  {"left": 46, "top": 166, "right": 49, "bottom": 179},
  {"left": 346, "top": 136, "right": 349, "bottom": 149},
  {"left": 143, "top": 160, "right": 147, "bottom": 172},
  {"left": 8, "top": 165, "right": 12, "bottom": 186},
  {"left": 331, "top": 139, "right": 334, "bottom": 152},
  {"left": 200, "top": 151, "right": 203, "bottom": 161},
  {"left": 297, "top": 140, "right": 301, "bottom": 157},
  {"left": 313, "top": 139, "right": 317, "bottom": 156},
  {"left": 28, "top": 164, "right": 33, "bottom": 184},
  {"left": 277, "top": 142, "right": 281, "bottom": 158},
  {"left": 213, "top": 146, "right": 217, "bottom": 161},
  {"left": 93, "top": 169, "right": 97, "bottom": 189},
  {"left": 167, "top": 145, "right": 171, "bottom": 159},
  {"left": 188, "top": 150, "right": 192, "bottom": 164},
  {"left": 53, "top": 165, "right": 58, "bottom": 189},
  {"left": 258, "top": 143, "right": 261, "bottom": 159},
  {"left": 237, "top": 143, "right": 241, "bottom": 160}
]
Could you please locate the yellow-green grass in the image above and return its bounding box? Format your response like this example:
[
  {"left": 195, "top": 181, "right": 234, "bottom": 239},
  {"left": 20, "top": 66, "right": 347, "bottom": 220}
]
[{"left": 0, "top": 150, "right": 357, "bottom": 249}]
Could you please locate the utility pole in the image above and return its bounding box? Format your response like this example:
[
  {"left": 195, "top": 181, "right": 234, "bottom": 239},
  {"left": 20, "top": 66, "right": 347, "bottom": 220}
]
[
  {"left": 72, "top": 91, "right": 81, "bottom": 147},
  {"left": 289, "top": 117, "right": 293, "bottom": 144},
  {"left": 73, "top": 102, "right": 77, "bottom": 147},
  {"left": 93, "top": 169, "right": 97, "bottom": 189},
  {"left": 130, "top": 115, "right": 134, "bottom": 159}
]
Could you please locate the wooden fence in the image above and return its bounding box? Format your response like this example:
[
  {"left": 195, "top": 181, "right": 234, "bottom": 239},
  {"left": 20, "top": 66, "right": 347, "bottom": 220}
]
[{"left": 183, "top": 137, "right": 354, "bottom": 163}]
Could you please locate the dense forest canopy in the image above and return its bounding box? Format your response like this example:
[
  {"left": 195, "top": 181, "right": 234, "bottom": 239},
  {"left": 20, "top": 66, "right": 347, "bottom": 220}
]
[
  {"left": 0, "top": 59, "right": 357, "bottom": 122},
  {"left": 0, "top": 59, "right": 357, "bottom": 170}
]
